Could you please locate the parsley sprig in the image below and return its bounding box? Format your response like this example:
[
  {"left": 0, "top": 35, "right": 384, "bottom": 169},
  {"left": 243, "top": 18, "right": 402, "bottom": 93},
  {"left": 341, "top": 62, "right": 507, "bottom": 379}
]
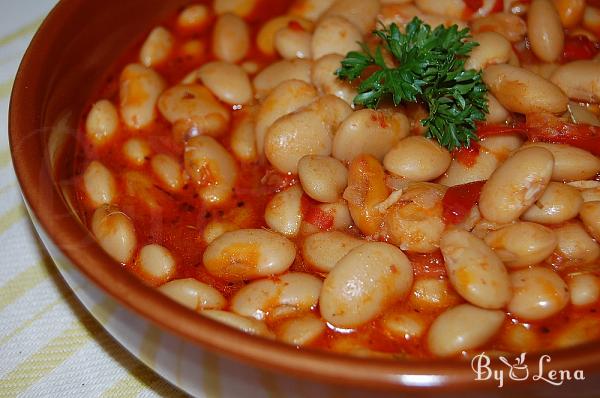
[{"left": 336, "top": 17, "right": 488, "bottom": 150}]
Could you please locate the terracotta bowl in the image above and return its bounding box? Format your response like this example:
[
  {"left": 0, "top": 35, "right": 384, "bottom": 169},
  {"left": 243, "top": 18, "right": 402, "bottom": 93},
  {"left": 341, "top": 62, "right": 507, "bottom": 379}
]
[{"left": 9, "top": 0, "right": 600, "bottom": 396}]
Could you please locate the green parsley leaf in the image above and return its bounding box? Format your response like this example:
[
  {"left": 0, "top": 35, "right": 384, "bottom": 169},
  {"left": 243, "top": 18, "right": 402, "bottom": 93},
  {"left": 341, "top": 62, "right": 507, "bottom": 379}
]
[{"left": 335, "top": 17, "right": 488, "bottom": 151}]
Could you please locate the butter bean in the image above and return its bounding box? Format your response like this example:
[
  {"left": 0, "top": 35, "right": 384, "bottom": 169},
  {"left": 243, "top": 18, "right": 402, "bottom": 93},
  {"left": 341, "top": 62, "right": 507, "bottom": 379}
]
[
  {"left": 231, "top": 272, "right": 322, "bottom": 320},
  {"left": 91, "top": 205, "right": 137, "bottom": 264},
  {"left": 198, "top": 61, "right": 253, "bottom": 105},
  {"left": 311, "top": 16, "right": 361, "bottom": 59},
  {"left": 479, "top": 147, "right": 554, "bottom": 223},
  {"left": 83, "top": 161, "right": 116, "bottom": 207},
  {"left": 550, "top": 60, "right": 600, "bottom": 103},
  {"left": 320, "top": 242, "right": 413, "bottom": 328},
  {"left": 203, "top": 229, "right": 296, "bottom": 281},
  {"left": 523, "top": 142, "right": 600, "bottom": 181},
  {"left": 213, "top": 13, "right": 250, "bottom": 63},
  {"left": 202, "top": 310, "right": 274, "bottom": 338},
  {"left": 528, "top": 0, "right": 564, "bottom": 62},
  {"left": 184, "top": 136, "right": 238, "bottom": 205},
  {"left": 265, "top": 185, "right": 304, "bottom": 237},
  {"left": 85, "top": 100, "right": 119, "bottom": 145},
  {"left": 302, "top": 231, "right": 364, "bottom": 273},
  {"left": 509, "top": 267, "right": 569, "bottom": 320},
  {"left": 484, "top": 222, "right": 557, "bottom": 268},
  {"left": 441, "top": 229, "right": 511, "bottom": 309},
  {"left": 483, "top": 64, "right": 568, "bottom": 114},
  {"left": 298, "top": 155, "right": 348, "bottom": 203},
  {"left": 119, "top": 64, "right": 166, "bottom": 129},
  {"left": 383, "top": 136, "right": 451, "bottom": 182},
  {"left": 580, "top": 201, "right": 600, "bottom": 241},
  {"left": 159, "top": 279, "right": 226, "bottom": 311},
  {"left": 332, "top": 109, "right": 409, "bottom": 163}
]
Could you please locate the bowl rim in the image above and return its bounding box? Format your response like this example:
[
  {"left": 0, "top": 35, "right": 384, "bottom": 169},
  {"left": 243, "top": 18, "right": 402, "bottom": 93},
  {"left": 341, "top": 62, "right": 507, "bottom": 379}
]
[{"left": 8, "top": 0, "right": 600, "bottom": 392}]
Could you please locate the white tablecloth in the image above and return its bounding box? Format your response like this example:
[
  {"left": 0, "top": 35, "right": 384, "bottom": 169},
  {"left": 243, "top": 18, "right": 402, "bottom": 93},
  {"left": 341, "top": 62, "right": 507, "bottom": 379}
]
[{"left": 0, "top": 1, "right": 187, "bottom": 396}]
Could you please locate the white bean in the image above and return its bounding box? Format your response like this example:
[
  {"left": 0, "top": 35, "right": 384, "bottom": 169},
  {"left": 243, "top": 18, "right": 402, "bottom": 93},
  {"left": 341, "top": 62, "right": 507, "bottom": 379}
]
[
  {"left": 151, "top": 154, "right": 184, "bottom": 191},
  {"left": 184, "top": 136, "right": 238, "bottom": 205},
  {"left": 554, "top": 0, "right": 586, "bottom": 28},
  {"left": 483, "top": 64, "right": 569, "bottom": 114},
  {"left": 253, "top": 59, "right": 312, "bottom": 98},
  {"left": 83, "top": 161, "right": 116, "bottom": 207},
  {"left": 203, "top": 221, "right": 238, "bottom": 244},
  {"left": 197, "top": 61, "right": 253, "bottom": 105},
  {"left": 255, "top": 80, "right": 317, "bottom": 158},
  {"left": 415, "top": 0, "right": 465, "bottom": 18},
  {"left": 427, "top": 304, "right": 505, "bottom": 357},
  {"left": 159, "top": 278, "right": 226, "bottom": 311},
  {"left": 479, "top": 147, "right": 554, "bottom": 223},
  {"left": 509, "top": 267, "right": 569, "bottom": 320},
  {"left": 275, "top": 27, "right": 312, "bottom": 60},
  {"left": 158, "top": 84, "right": 230, "bottom": 136},
  {"left": 332, "top": 109, "right": 409, "bottom": 163},
  {"left": 265, "top": 185, "right": 304, "bottom": 237},
  {"left": 311, "top": 54, "right": 357, "bottom": 105},
  {"left": 275, "top": 313, "right": 326, "bottom": 346},
  {"left": 383, "top": 136, "right": 451, "bottom": 182},
  {"left": 298, "top": 155, "right": 348, "bottom": 203},
  {"left": 465, "top": 32, "right": 512, "bottom": 70},
  {"left": 177, "top": 4, "right": 210, "bottom": 29},
  {"left": 384, "top": 183, "right": 446, "bottom": 253},
  {"left": 381, "top": 310, "right": 427, "bottom": 339},
  {"left": 213, "top": 13, "right": 250, "bottom": 63},
  {"left": 484, "top": 222, "right": 557, "bottom": 268},
  {"left": 311, "top": 16, "right": 361, "bottom": 59},
  {"left": 265, "top": 96, "right": 351, "bottom": 173},
  {"left": 139, "top": 27, "right": 174, "bottom": 67},
  {"left": 214, "top": 0, "right": 256, "bottom": 16},
  {"left": 554, "top": 222, "right": 600, "bottom": 264},
  {"left": 119, "top": 64, "right": 166, "bottom": 129},
  {"left": 122, "top": 138, "right": 151, "bottom": 166},
  {"left": 580, "top": 201, "right": 600, "bottom": 241},
  {"left": 290, "top": 0, "right": 336, "bottom": 21},
  {"left": 203, "top": 229, "right": 296, "bottom": 281},
  {"left": 85, "top": 100, "right": 119, "bottom": 145},
  {"left": 256, "top": 16, "right": 313, "bottom": 57},
  {"left": 551, "top": 60, "right": 600, "bottom": 103},
  {"left": 527, "top": 0, "right": 564, "bottom": 62},
  {"left": 320, "top": 242, "right": 413, "bottom": 328},
  {"left": 409, "top": 277, "right": 461, "bottom": 311},
  {"left": 568, "top": 273, "right": 600, "bottom": 306},
  {"left": 323, "top": 0, "right": 380, "bottom": 34},
  {"left": 230, "top": 112, "right": 257, "bottom": 163},
  {"left": 137, "top": 244, "right": 176, "bottom": 281},
  {"left": 523, "top": 142, "right": 600, "bottom": 181},
  {"left": 231, "top": 272, "right": 322, "bottom": 320},
  {"left": 471, "top": 13, "right": 527, "bottom": 42},
  {"left": 302, "top": 231, "right": 364, "bottom": 273},
  {"left": 522, "top": 182, "right": 583, "bottom": 224},
  {"left": 91, "top": 205, "right": 137, "bottom": 264},
  {"left": 440, "top": 229, "right": 511, "bottom": 309},
  {"left": 202, "top": 310, "right": 274, "bottom": 338}
]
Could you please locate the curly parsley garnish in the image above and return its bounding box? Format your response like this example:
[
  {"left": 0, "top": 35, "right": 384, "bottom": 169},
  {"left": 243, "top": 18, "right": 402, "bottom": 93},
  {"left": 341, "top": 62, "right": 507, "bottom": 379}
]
[{"left": 336, "top": 17, "right": 488, "bottom": 150}]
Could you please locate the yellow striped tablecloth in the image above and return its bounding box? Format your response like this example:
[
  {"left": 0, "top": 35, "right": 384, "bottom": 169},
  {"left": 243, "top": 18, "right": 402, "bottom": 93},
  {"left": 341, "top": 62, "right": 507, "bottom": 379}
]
[{"left": 0, "top": 1, "right": 188, "bottom": 396}]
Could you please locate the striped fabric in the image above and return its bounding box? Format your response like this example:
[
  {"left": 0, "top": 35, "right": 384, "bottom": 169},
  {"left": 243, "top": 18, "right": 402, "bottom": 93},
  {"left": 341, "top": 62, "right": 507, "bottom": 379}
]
[{"left": 0, "top": 1, "right": 191, "bottom": 396}]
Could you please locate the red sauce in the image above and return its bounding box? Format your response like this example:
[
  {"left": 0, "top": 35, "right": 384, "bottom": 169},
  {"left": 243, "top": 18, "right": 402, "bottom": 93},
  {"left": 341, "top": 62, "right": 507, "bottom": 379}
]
[
  {"left": 442, "top": 181, "right": 486, "bottom": 225},
  {"left": 452, "top": 141, "right": 480, "bottom": 168},
  {"left": 562, "top": 35, "right": 600, "bottom": 62}
]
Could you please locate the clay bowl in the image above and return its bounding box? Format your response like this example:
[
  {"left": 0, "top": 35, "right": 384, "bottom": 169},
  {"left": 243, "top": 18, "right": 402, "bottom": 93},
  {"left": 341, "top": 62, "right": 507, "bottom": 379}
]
[{"left": 9, "top": 0, "right": 600, "bottom": 396}]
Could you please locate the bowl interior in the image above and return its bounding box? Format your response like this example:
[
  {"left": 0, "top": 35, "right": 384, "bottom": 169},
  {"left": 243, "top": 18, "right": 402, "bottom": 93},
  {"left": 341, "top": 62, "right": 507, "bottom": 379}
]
[{"left": 9, "top": 0, "right": 600, "bottom": 392}]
